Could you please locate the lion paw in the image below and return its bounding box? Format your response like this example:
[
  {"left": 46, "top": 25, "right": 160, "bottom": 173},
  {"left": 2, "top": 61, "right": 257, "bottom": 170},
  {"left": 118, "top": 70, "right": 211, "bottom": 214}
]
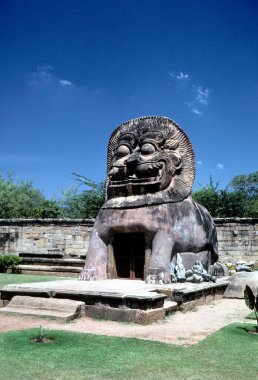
[{"left": 79, "top": 268, "right": 97, "bottom": 281}]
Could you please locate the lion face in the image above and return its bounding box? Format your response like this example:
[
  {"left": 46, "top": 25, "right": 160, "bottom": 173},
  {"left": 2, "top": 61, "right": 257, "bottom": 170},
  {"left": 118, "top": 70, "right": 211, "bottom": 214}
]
[
  {"left": 103, "top": 117, "right": 195, "bottom": 208},
  {"left": 108, "top": 129, "right": 182, "bottom": 198}
]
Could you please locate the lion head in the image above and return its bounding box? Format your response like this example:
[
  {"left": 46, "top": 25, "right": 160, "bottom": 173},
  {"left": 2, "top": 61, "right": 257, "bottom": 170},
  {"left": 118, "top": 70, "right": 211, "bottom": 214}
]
[{"left": 102, "top": 116, "right": 195, "bottom": 209}]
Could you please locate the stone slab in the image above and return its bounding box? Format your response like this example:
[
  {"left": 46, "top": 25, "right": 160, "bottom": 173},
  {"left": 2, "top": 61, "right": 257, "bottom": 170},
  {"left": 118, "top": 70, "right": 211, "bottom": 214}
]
[
  {"left": 85, "top": 300, "right": 178, "bottom": 324},
  {"left": 0, "top": 279, "right": 167, "bottom": 310},
  {"left": 12, "top": 269, "right": 78, "bottom": 277},
  {"left": 1, "top": 278, "right": 228, "bottom": 297},
  {"left": 1, "top": 279, "right": 152, "bottom": 294},
  {"left": 0, "top": 296, "right": 85, "bottom": 322},
  {"left": 224, "top": 272, "right": 258, "bottom": 299},
  {"left": 1, "top": 278, "right": 229, "bottom": 312},
  {"left": 17, "top": 265, "right": 82, "bottom": 272}
]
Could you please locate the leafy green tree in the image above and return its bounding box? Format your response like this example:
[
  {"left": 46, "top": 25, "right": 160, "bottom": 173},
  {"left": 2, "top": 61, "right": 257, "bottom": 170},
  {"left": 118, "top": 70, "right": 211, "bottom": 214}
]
[
  {"left": 229, "top": 171, "right": 258, "bottom": 217},
  {"left": 0, "top": 174, "right": 62, "bottom": 218},
  {"left": 229, "top": 171, "right": 258, "bottom": 197},
  {"left": 61, "top": 174, "right": 105, "bottom": 218},
  {"left": 32, "top": 200, "right": 63, "bottom": 218},
  {"left": 193, "top": 177, "right": 221, "bottom": 217},
  {"left": 193, "top": 171, "right": 258, "bottom": 218}
]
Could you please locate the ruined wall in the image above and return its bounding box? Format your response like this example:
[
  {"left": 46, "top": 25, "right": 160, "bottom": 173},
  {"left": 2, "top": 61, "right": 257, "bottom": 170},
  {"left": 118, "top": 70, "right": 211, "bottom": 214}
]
[
  {"left": 0, "top": 218, "right": 257, "bottom": 262},
  {"left": 0, "top": 219, "right": 94, "bottom": 258},
  {"left": 215, "top": 218, "right": 258, "bottom": 263}
]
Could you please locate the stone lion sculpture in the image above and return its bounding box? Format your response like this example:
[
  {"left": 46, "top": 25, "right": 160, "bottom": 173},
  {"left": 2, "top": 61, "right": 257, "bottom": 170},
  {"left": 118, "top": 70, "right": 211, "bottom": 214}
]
[{"left": 80, "top": 116, "right": 218, "bottom": 283}]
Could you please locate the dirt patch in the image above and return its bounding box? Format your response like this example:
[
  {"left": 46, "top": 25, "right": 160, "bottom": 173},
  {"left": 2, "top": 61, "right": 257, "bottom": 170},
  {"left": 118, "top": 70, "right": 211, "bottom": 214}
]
[
  {"left": 0, "top": 299, "right": 250, "bottom": 345},
  {"left": 30, "top": 337, "right": 54, "bottom": 343}
]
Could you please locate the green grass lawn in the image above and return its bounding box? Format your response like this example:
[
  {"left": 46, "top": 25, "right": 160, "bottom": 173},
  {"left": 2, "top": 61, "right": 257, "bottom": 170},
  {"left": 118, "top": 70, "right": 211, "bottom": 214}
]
[
  {"left": 0, "top": 273, "right": 72, "bottom": 289},
  {"left": 0, "top": 324, "right": 257, "bottom": 380}
]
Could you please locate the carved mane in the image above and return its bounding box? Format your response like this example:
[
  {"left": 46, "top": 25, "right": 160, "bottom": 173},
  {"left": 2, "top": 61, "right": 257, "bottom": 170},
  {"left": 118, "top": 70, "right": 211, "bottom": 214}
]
[{"left": 103, "top": 116, "right": 195, "bottom": 209}]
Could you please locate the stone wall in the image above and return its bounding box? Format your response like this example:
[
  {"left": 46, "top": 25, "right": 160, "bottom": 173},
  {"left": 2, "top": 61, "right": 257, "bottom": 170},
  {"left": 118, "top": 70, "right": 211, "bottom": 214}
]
[
  {"left": 0, "top": 219, "right": 94, "bottom": 258},
  {"left": 0, "top": 218, "right": 257, "bottom": 262},
  {"left": 215, "top": 218, "right": 258, "bottom": 263}
]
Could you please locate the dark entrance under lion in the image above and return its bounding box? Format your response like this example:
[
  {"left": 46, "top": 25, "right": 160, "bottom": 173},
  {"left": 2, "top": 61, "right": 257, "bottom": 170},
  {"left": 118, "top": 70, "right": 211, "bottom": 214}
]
[{"left": 113, "top": 233, "right": 145, "bottom": 280}]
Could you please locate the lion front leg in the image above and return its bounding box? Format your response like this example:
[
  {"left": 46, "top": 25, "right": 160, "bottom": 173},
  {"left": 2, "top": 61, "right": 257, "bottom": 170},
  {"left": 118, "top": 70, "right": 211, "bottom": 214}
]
[
  {"left": 79, "top": 227, "right": 108, "bottom": 281},
  {"left": 147, "top": 230, "right": 174, "bottom": 284}
]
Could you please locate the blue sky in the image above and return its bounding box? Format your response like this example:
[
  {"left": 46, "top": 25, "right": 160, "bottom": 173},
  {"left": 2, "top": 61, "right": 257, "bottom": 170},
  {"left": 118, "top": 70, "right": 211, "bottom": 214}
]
[{"left": 0, "top": 0, "right": 257, "bottom": 198}]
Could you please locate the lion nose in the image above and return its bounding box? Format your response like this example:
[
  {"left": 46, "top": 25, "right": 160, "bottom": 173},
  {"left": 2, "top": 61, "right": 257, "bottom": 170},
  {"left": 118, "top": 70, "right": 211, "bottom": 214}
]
[{"left": 126, "top": 153, "right": 140, "bottom": 171}]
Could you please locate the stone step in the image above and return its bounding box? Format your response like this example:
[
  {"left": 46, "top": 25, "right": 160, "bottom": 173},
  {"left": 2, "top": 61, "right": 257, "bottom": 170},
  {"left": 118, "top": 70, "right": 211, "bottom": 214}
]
[
  {"left": 17, "top": 264, "right": 82, "bottom": 273},
  {"left": 20, "top": 258, "right": 85, "bottom": 267},
  {"left": 14, "top": 269, "right": 78, "bottom": 277},
  {"left": 19, "top": 252, "right": 64, "bottom": 259},
  {"left": 85, "top": 300, "right": 178, "bottom": 324},
  {"left": 0, "top": 296, "right": 85, "bottom": 322}
]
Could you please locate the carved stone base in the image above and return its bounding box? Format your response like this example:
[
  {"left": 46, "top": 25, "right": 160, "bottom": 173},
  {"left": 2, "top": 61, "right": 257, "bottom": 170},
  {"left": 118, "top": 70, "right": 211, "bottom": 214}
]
[
  {"left": 209, "top": 261, "right": 228, "bottom": 277},
  {"left": 146, "top": 267, "right": 170, "bottom": 284},
  {"left": 79, "top": 268, "right": 97, "bottom": 281}
]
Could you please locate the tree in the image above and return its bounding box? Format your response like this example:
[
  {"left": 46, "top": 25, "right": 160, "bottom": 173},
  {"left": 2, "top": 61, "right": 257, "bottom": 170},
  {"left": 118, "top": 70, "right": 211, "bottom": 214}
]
[
  {"left": 32, "top": 200, "right": 63, "bottom": 218},
  {"left": 0, "top": 174, "right": 63, "bottom": 218},
  {"left": 193, "top": 177, "right": 221, "bottom": 217},
  {"left": 193, "top": 171, "right": 258, "bottom": 218},
  {"left": 229, "top": 171, "right": 258, "bottom": 197},
  {"left": 61, "top": 174, "right": 105, "bottom": 219},
  {"left": 229, "top": 171, "right": 258, "bottom": 217}
]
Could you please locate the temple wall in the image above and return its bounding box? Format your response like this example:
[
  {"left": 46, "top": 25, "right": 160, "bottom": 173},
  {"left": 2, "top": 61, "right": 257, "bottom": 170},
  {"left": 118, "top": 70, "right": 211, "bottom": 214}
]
[
  {"left": 0, "top": 219, "right": 94, "bottom": 258},
  {"left": 215, "top": 218, "right": 258, "bottom": 263},
  {"left": 0, "top": 218, "right": 257, "bottom": 262}
]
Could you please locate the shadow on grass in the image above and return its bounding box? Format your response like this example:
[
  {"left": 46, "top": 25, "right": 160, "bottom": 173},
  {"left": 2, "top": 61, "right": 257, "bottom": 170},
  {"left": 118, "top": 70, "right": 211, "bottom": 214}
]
[{"left": 237, "top": 325, "right": 258, "bottom": 334}]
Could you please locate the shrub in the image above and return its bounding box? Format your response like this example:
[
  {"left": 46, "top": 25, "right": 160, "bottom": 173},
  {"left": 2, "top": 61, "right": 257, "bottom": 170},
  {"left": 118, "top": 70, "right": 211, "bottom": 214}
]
[
  {"left": 0, "top": 254, "right": 22, "bottom": 273},
  {"left": 244, "top": 285, "right": 258, "bottom": 332}
]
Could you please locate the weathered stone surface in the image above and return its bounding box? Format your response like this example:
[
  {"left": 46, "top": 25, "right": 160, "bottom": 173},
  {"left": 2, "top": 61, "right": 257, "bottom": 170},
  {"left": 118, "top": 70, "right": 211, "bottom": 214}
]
[
  {"left": 0, "top": 296, "right": 85, "bottom": 321},
  {"left": 85, "top": 300, "right": 177, "bottom": 324},
  {"left": 105, "top": 116, "right": 195, "bottom": 206},
  {"left": 0, "top": 219, "right": 93, "bottom": 259},
  {"left": 0, "top": 278, "right": 230, "bottom": 322},
  {"left": 224, "top": 272, "right": 258, "bottom": 299},
  {"left": 178, "top": 251, "right": 211, "bottom": 271},
  {"left": 215, "top": 218, "right": 258, "bottom": 262},
  {"left": 81, "top": 116, "right": 218, "bottom": 283}
]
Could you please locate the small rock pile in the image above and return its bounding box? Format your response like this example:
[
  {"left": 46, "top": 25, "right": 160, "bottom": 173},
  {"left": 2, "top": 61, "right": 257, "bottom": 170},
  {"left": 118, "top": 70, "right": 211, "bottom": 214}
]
[{"left": 223, "top": 260, "right": 258, "bottom": 276}]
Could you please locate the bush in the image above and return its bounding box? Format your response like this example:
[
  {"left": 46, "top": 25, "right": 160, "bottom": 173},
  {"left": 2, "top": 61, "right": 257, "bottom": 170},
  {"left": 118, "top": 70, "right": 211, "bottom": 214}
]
[
  {"left": 0, "top": 174, "right": 63, "bottom": 218},
  {"left": 0, "top": 254, "right": 22, "bottom": 273},
  {"left": 244, "top": 285, "right": 258, "bottom": 332}
]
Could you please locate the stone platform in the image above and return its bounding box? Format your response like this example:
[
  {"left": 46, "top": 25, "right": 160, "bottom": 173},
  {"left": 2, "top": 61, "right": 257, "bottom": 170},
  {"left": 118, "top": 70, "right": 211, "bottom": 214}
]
[
  {"left": 0, "top": 296, "right": 85, "bottom": 322},
  {"left": 0, "top": 278, "right": 229, "bottom": 324}
]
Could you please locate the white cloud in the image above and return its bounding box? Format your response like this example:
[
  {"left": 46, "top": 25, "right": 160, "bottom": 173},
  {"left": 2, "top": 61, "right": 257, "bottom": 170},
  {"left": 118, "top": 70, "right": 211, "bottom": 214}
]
[
  {"left": 176, "top": 71, "right": 189, "bottom": 80},
  {"left": 196, "top": 86, "right": 210, "bottom": 105},
  {"left": 217, "top": 163, "right": 224, "bottom": 170},
  {"left": 59, "top": 79, "right": 73, "bottom": 87},
  {"left": 197, "top": 160, "right": 203, "bottom": 165},
  {"left": 192, "top": 107, "right": 202, "bottom": 115},
  {"left": 28, "top": 65, "right": 74, "bottom": 89},
  {"left": 185, "top": 102, "right": 203, "bottom": 116},
  {"left": 185, "top": 85, "right": 210, "bottom": 115},
  {"left": 169, "top": 71, "right": 189, "bottom": 80},
  {"left": 169, "top": 70, "right": 211, "bottom": 115}
]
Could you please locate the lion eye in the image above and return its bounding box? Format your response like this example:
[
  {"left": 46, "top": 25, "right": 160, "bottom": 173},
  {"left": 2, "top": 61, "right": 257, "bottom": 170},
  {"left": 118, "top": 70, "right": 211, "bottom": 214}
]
[
  {"left": 141, "top": 143, "right": 156, "bottom": 155},
  {"left": 116, "top": 145, "right": 130, "bottom": 157}
]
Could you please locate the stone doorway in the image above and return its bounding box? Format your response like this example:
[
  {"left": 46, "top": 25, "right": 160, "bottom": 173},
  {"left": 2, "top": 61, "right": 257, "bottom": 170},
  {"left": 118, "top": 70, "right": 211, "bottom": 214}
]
[{"left": 112, "top": 233, "right": 145, "bottom": 280}]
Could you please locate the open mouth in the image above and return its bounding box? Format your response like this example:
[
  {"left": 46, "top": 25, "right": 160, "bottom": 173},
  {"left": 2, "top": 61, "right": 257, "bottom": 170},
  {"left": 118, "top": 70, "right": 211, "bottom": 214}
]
[{"left": 109, "top": 161, "right": 165, "bottom": 185}]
